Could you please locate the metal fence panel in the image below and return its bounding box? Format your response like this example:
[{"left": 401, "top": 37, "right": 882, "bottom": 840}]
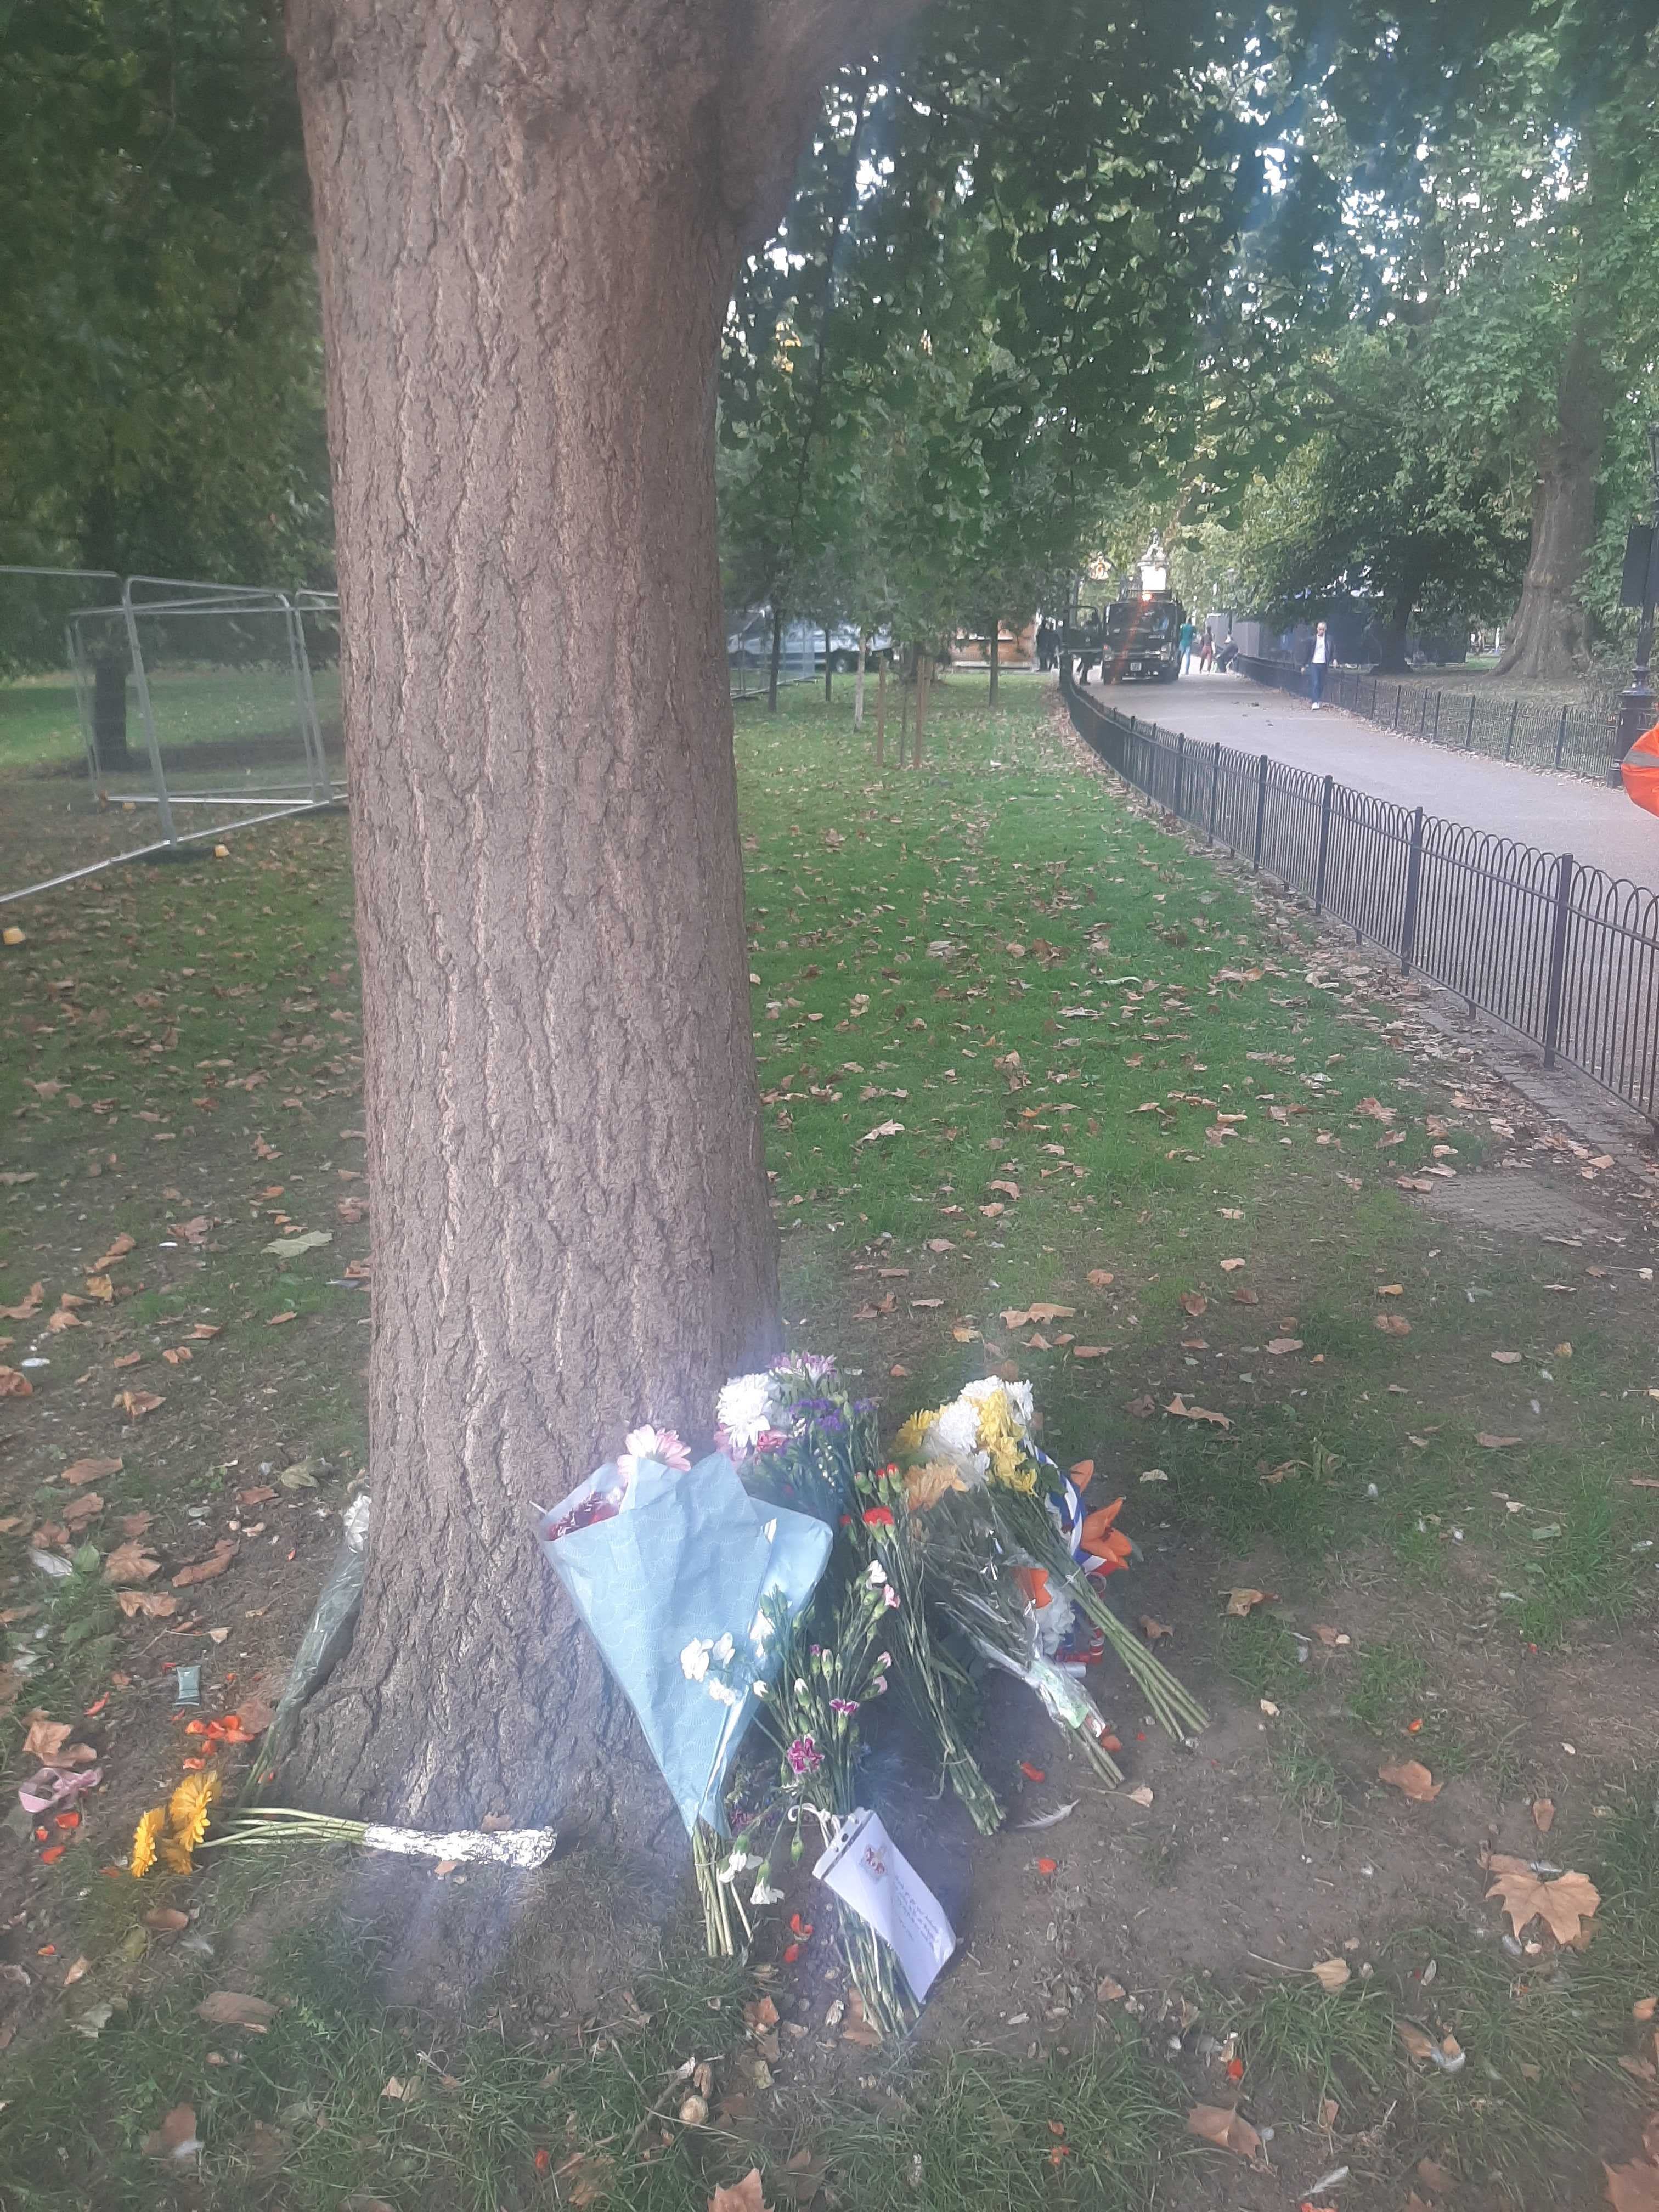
[
  {"left": 1060, "top": 667, "right": 1659, "bottom": 1125},
  {"left": 1233, "top": 655, "right": 1618, "bottom": 781}
]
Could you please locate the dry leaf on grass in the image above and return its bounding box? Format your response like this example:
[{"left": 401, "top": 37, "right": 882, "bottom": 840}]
[
  {"left": 1140, "top": 1616, "right": 1172, "bottom": 1642},
  {"left": 1398, "top": 2022, "right": 1436, "bottom": 2062},
  {"left": 1186, "top": 2104, "right": 1263, "bottom": 2163},
  {"left": 1265, "top": 1337, "right": 1304, "bottom": 1355},
  {"left": 1374, "top": 1313, "right": 1412, "bottom": 1335},
  {"left": 172, "top": 1539, "right": 238, "bottom": 1588},
  {"left": 142, "top": 2104, "right": 200, "bottom": 2163},
  {"left": 1087, "top": 1268, "right": 1114, "bottom": 1286},
  {"left": 196, "top": 1990, "right": 278, "bottom": 2032},
  {"left": 709, "top": 2172, "right": 771, "bottom": 2212},
  {"left": 1379, "top": 1760, "right": 1441, "bottom": 1803},
  {"left": 61, "top": 1457, "right": 121, "bottom": 1486},
  {"left": 0, "top": 1282, "right": 44, "bottom": 1321},
  {"left": 1224, "top": 1588, "right": 1274, "bottom": 1616},
  {"left": 114, "top": 1390, "right": 163, "bottom": 1419},
  {"left": 145, "top": 1909, "right": 189, "bottom": 1933},
  {"left": 1532, "top": 1798, "right": 1556, "bottom": 1834},
  {"left": 1605, "top": 2160, "right": 1659, "bottom": 2212},
  {"left": 1633, "top": 1997, "right": 1657, "bottom": 2023},
  {"left": 1483, "top": 1854, "right": 1600, "bottom": 1945},
  {"left": 1477, "top": 1434, "right": 1523, "bottom": 1449},
  {"left": 114, "top": 1589, "right": 176, "bottom": 1618},
  {"left": 1311, "top": 1957, "right": 1351, "bottom": 1992},
  {"left": 104, "top": 1541, "right": 161, "bottom": 1585},
  {"left": 1125, "top": 1784, "right": 1154, "bottom": 1808},
  {"left": 0, "top": 1367, "right": 32, "bottom": 1397},
  {"left": 92, "top": 1233, "right": 135, "bottom": 1272},
  {"left": 1166, "top": 1394, "right": 1230, "bottom": 1427}
]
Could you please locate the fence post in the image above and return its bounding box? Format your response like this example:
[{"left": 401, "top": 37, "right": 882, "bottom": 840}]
[
  {"left": 1314, "top": 774, "right": 1334, "bottom": 914},
  {"left": 1173, "top": 731, "right": 1185, "bottom": 818},
  {"left": 1207, "top": 740, "right": 1221, "bottom": 845},
  {"left": 1399, "top": 806, "right": 1425, "bottom": 974},
  {"left": 1541, "top": 850, "right": 1575, "bottom": 1069},
  {"left": 1555, "top": 705, "right": 1568, "bottom": 770},
  {"left": 1465, "top": 696, "right": 1477, "bottom": 751},
  {"left": 1504, "top": 699, "right": 1518, "bottom": 761},
  {"left": 1252, "top": 753, "right": 1268, "bottom": 871},
  {"left": 1431, "top": 691, "right": 1442, "bottom": 744},
  {"left": 1393, "top": 683, "right": 1402, "bottom": 730}
]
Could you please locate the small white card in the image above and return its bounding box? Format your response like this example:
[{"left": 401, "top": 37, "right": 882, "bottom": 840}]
[{"left": 813, "top": 1809, "right": 956, "bottom": 2001}]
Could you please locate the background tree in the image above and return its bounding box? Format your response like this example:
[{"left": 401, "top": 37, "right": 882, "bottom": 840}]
[{"left": 0, "top": 0, "right": 331, "bottom": 597}]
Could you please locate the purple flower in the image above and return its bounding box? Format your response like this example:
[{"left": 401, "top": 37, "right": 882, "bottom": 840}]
[
  {"left": 830, "top": 1697, "right": 861, "bottom": 1718},
  {"left": 786, "top": 1735, "right": 822, "bottom": 1776}
]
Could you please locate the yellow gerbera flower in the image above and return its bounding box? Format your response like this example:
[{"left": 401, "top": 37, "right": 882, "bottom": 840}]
[
  {"left": 159, "top": 1834, "right": 196, "bottom": 1877},
  {"left": 893, "top": 1408, "right": 939, "bottom": 1459},
  {"left": 131, "top": 1805, "right": 166, "bottom": 1880},
  {"left": 167, "top": 1770, "right": 222, "bottom": 1854}
]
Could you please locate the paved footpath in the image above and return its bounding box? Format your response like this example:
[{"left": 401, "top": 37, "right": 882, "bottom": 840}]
[{"left": 1087, "top": 669, "right": 1659, "bottom": 891}]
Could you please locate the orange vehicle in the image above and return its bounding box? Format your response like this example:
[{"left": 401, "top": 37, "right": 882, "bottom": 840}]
[{"left": 1622, "top": 720, "right": 1659, "bottom": 818}]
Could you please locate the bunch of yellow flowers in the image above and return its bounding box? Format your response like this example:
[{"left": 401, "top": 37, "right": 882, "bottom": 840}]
[{"left": 130, "top": 1771, "right": 221, "bottom": 1878}]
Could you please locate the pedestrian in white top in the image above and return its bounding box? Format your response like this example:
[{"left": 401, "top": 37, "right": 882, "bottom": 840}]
[{"left": 1306, "top": 620, "right": 1329, "bottom": 709}]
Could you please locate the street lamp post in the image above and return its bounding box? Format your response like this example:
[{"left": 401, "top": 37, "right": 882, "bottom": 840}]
[{"left": 1616, "top": 421, "right": 1659, "bottom": 764}]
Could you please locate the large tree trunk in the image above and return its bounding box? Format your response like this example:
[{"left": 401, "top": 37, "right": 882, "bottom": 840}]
[
  {"left": 1494, "top": 335, "right": 1606, "bottom": 681},
  {"left": 281, "top": 0, "right": 918, "bottom": 1844},
  {"left": 987, "top": 620, "right": 999, "bottom": 704},
  {"left": 853, "top": 630, "right": 866, "bottom": 729}
]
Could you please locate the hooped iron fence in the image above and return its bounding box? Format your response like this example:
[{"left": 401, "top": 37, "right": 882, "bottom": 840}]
[
  {"left": 1060, "top": 666, "right": 1659, "bottom": 1123},
  {"left": 1233, "top": 653, "right": 1621, "bottom": 782}
]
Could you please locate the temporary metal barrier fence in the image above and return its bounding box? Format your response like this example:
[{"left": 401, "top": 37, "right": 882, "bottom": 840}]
[
  {"left": 1234, "top": 654, "right": 1621, "bottom": 782},
  {"left": 2, "top": 570, "right": 343, "bottom": 907},
  {"left": 1061, "top": 665, "right": 1659, "bottom": 1122},
  {"left": 728, "top": 610, "right": 816, "bottom": 701}
]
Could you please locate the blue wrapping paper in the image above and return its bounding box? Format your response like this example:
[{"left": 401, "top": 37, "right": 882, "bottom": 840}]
[{"left": 539, "top": 1452, "right": 832, "bottom": 1834}]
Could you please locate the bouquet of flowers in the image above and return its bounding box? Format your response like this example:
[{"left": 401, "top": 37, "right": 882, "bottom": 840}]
[
  {"left": 538, "top": 1426, "right": 832, "bottom": 1953},
  {"left": 715, "top": 1354, "right": 879, "bottom": 1526},
  {"left": 896, "top": 1380, "right": 1206, "bottom": 1744},
  {"left": 741, "top": 1573, "right": 938, "bottom": 2038}
]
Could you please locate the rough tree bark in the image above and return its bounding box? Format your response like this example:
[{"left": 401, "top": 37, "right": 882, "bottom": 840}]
[
  {"left": 284, "top": 0, "right": 912, "bottom": 1842},
  {"left": 1494, "top": 332, "right": 1609, "bottom": 682}
]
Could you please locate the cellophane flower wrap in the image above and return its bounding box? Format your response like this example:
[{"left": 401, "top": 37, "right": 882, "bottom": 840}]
[{"left": 538, "top": 1442, "right": 832, "bottom": 1837}]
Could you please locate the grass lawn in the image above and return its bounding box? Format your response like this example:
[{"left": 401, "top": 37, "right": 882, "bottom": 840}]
[{"left": 1, "top": 671, "right": 1657, "bottom": 2209}]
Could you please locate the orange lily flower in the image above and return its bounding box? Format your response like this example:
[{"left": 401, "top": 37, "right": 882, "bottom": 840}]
[
  {"left": 1080, "top": 1496, "right": 1133, "bottom": 1573},
  {"left": 1013, "top": 1564, "right": 1052, "bottom": 1610}
]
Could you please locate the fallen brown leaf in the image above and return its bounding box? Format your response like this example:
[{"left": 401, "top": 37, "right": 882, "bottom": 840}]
[
  {"left": 1186, "top": 2103, "right": 1263, "bottom": 2163},
  {"left": 1605, "top": 2160, "right": 1659, "bottom": 2212},
  {"left": 1379, "top": 1760, "right": 1441, "bottom": 1803},
  {"left": 141, "top": 2104, "right": 200, "bottom": 2162},
  {"left": 1140, "top": 1616, "right": 1172, "bottom": 1642},
  {"left": 0, "top": 1367, "right": 32, "bottom": 1398},
  {"left": 1224, "top": 1588, "right": 1273, "bottom": 1616},
  {"left": 196, "top": 1990, "right": 278, "bottom": 2032},
  {"left": 1310, "top": 1957, "right": 1351, "bottom": 1992},
  {"left": 1374, "top": 1313, "right": 1411, "bottom": 1335},
  {"left": 103, "top": 1541, "right": 161, "bottom": 1585},
  {"left": 1166, "top": 1395, "right": 1230, "bottom": 1427},
  {"left": 709, "top": 2172, "right": 772, "bottom": 2212},
  {"left": 1484, "top": 1854, "right": 1600, "bottom": 1945},
  {"left": 114, "top": 1589, "right": 177, "bottom": 1618},
  {"left": 1532, "top": 1798, "right": 1556, "bottom": 1835},
  {"left": 1477, "top": 1434, "right": 1523, "bottom": 1449},
  {"left": 61, "top": 1457, "right": 122, "bottom": 1486},
  {"left": 114, "top": 1389, "right": 163, "bottom": 1419},
  {"left": 171, "top": 1539, "right": 238, "bottom": 1588}
]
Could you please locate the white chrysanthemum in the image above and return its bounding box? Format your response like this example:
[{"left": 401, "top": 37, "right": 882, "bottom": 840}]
[
  {"left": 928, "top": 1398, "right": 983, "bottom": 1467},
  {"left": 716, "top": 1372, "right": 776, "bottom": 1449},
  {"left": 1003, "top": 1378, "right": 1035, "bottom": 1432},
  {"left": 680, "top": 1638, "right": 712, "bottom": 1682}
]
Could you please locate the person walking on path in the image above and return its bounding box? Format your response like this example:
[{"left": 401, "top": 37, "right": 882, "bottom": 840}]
[
  {"left": 1199, "top": 629, "right": 1215, "bottom": 673},
  {"left": 1304, "top": 619, "right": 1329, "bottom": 708},
  {"left": 1178, "top": 616, "right": 1197, "bottom": 675}
]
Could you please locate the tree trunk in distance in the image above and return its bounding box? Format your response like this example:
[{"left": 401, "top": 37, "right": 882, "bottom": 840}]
[
  {"left": 873, "top": 653, "right": 885, "bottom": 764},
  {"left": 853, "top": 631, "right": 866, "bottom": 729},
  {"left": 768, "top": 603, "right": 784, "bottom": 713},
  {"left": 92, "top": 654, "right": 132, "bottom": 772},
  {"left": 1495, "top": 336, "right": 1607, "bottom": 681},
  {"left": 912, "top": 652, "right": 930, "bottom": 765},
  {"left": 281, "top": 0, "right": 939, "bottom": 1842},
  {"left": 987, "top": 621, "right": 999, "bottom": 705},
  {"left": 898, "top": 669, "right": 909, "bottom": 765},
  {"left": 823, "top": 627, "right": 833, "bottom": 701}
]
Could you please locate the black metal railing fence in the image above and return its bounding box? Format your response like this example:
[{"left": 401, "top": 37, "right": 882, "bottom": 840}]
[
  {"left": 1060, "top": 666, "right": 1659, "bottom": 1122},
  {"left": 1233, "top": 654, "right": 1621, "bottom": 782}
]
